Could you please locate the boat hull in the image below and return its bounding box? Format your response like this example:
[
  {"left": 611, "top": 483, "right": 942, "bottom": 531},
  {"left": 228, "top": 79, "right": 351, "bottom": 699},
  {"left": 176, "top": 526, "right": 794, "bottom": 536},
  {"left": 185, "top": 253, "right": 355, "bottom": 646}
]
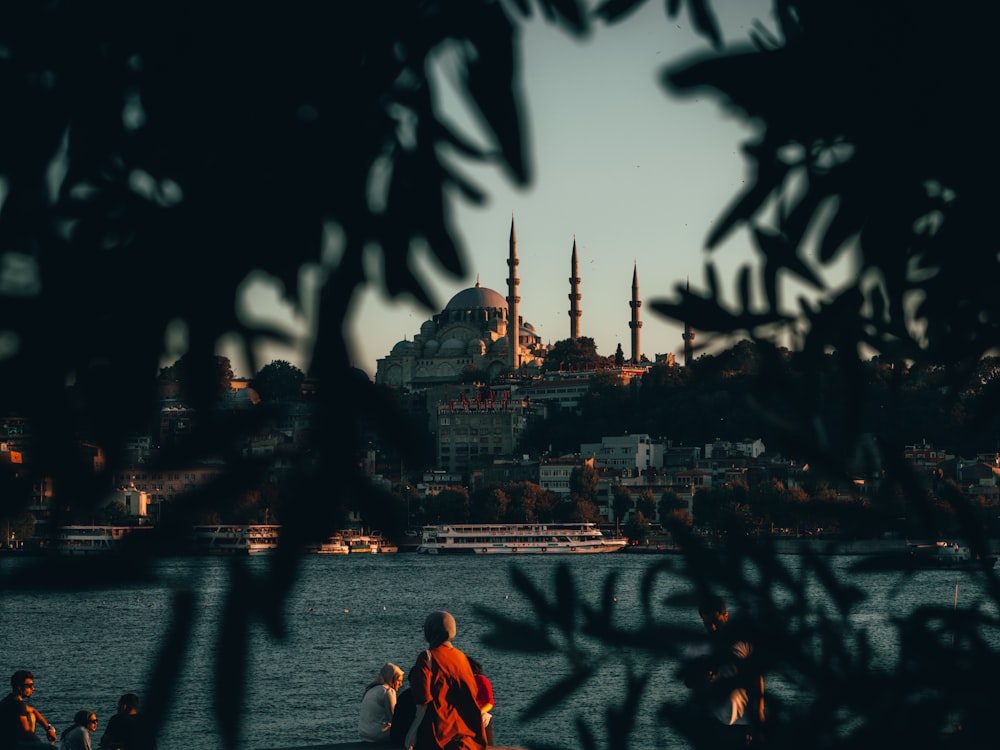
[
  {"left": 191, "top": 525, "right": 281, "bottom": 555},
  {"left": 417, "top": 523, "right": 627, "bottom": 555},
  {"left": 908, "top": 541, "right": 997, "bottom": 570},
  {"left": 51, "top": 525, "right": 153, "bottom": 555}
]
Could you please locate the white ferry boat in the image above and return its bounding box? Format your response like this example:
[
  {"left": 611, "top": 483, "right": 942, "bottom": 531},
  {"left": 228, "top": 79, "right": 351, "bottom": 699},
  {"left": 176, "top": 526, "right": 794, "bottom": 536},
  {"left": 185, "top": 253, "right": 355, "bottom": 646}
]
[
  {"left": 52, "top": 525, "right": 153, "bottom": 555},
  {"left": 417, "top": 523, "right": 627, "bottom": 554},
  {"left": 191, "top": 524, "right": 281, "bottom": 555},
  {"left": 311, "top": 536, "right": 350, "bottom": 555}
]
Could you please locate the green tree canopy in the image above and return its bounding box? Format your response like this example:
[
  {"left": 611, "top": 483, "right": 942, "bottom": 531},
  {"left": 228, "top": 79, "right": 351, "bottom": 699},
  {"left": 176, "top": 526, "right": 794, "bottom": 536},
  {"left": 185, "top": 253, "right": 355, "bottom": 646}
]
[
  {"left": 250, "top": 360, "right": 305, "bottom": 402},
  {"left": 541, "top": 336, "right": 603, "bottom": 372}
]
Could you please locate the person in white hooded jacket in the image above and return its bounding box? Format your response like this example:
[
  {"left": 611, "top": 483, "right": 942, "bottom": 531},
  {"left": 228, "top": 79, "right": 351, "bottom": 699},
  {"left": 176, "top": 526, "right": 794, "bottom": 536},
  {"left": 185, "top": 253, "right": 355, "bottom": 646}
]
[{"left": 359, "top": 663, "right": 404, "bottom": 742}]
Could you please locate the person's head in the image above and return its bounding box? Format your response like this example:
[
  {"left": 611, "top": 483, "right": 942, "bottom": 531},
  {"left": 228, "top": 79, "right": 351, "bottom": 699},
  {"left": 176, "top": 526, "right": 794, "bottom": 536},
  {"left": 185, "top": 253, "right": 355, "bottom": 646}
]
[
  {"left": 11, "top": 670, "right": 34, "bottom": 698},
  {"left": 698, "top": 594, "right": 729, "bottom": 633},
  {"left": 468, "top": 657, "right": 483, "bottom": 676},
  {"left": 117, "top": 693, "right": 139, "bottom": 715},
  {"left": 380, "top": 663, "right": 404, "bottom": 690},
  {"left": 74, "top": 711, "right": 98, "bottom": 730},
  {"left": 423, "top": 610, "right": 457, "bottom": 648}
]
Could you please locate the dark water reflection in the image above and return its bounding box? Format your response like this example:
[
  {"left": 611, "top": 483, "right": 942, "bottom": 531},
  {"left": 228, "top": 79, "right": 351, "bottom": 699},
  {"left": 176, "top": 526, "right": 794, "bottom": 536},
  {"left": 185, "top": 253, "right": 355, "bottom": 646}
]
[{"left": 1, "top": 554, "right": 996, "bottom": 749}]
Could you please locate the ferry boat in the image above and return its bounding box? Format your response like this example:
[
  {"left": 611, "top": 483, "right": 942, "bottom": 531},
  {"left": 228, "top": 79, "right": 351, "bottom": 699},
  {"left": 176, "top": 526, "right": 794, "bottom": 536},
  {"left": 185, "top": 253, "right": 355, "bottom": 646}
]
[
  {"left": 191, "top": 524, "right": 281, "bottom": 555},
  {"left": 341, "top": 529, "right": 379, "bottom": 554},
  {"left": 416, "top": 523, "right": 627, "bottom": 555},
  {"left": 907, "top": 540, "right": 997, "bottom": 570},
  {"left": 311, "top": 536, "right": 350, "bottom": 555},
  {"left": 52, "top": 525, "right": 153, "bottom": 555}
]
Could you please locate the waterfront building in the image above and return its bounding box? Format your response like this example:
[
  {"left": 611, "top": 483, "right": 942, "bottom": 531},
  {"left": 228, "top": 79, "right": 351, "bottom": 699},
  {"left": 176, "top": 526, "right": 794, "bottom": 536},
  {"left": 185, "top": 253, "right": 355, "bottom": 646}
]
[
  {"left": 470, "top": 457, "right": 541, "bottom": 494},
  {"left": 436, "top": 391, "right": 537, "bottom": 476},
  {"left": 580, "top": 433, "right": 663, "bottom": 475},
  {"left": 538, "top": 454, "right": 595, "bottom": 496},
  {"left": 704, "top": 438, "right": 767, "bottom": 460}
]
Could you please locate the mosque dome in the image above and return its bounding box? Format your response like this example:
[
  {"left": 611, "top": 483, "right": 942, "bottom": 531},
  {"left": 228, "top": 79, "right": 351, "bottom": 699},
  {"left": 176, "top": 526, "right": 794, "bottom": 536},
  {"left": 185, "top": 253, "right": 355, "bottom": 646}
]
[
  {"left": 444, "top": 283, "right": 507, "bottom": 313},
  {"left": 467, "top": 339, "right": 487, "bottom": 357},
  {"left": 391, "top": 340, "right": 415, "bottom": 355},
  {"left": 420, "top": 320, "right": 436, "bottom": 337},
  {"left": 439, "top": 338, "right": 467, "bottom": 356},
  {"left": 422, "top": 339, "right": 440, "bottom": 355}
]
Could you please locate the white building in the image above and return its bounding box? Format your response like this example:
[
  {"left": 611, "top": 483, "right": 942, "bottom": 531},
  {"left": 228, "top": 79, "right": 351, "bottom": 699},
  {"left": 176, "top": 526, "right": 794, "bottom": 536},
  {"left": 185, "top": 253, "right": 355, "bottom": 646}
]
[
  {"left": 580, "top": 434, "right": 663, "bottom": 474},
  {"left": 539, "top": 455, "right": 594, "bottom": 496},
  {"left": 704, "top": 438, "right": 766, "bottom": 460}
]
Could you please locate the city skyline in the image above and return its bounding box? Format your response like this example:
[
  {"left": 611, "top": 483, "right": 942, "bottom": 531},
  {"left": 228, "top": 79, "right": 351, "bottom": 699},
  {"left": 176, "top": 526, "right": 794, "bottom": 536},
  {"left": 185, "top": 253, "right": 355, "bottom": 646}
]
[{"left": 223, "top": 1, "right": 847, "bottom": 380}]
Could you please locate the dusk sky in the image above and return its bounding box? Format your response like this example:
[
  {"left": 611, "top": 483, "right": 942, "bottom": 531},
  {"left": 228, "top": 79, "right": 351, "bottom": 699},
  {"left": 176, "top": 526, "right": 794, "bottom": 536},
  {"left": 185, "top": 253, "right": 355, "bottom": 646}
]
[{"left": 223, "top": 1, "right": 851, "bottom": 379}]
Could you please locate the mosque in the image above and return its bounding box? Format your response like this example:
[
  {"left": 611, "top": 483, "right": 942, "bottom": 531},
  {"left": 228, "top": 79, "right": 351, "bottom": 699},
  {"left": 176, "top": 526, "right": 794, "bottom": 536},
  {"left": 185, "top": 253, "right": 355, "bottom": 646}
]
[{"left": 375, "top": 218, "right": 692, "bottom": 389}]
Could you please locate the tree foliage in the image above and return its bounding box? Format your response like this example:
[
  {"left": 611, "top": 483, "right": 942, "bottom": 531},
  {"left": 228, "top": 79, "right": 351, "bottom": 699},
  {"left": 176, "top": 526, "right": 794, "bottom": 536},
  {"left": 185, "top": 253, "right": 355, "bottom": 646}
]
[
  {"left": 3, "top": 0, "right": 1000, "bottom": 748},
  {"left": 542, "top": 336, "right": 603, "bottom": 372},
  {"left": 250, "top": 360, "right": 305, "bottom": 402},
  {"left": 0, "top": 1, "right": 592, "bottom": 747},
  {"left": 477, "top": 2, "right": 1000, "bottom": 749}
]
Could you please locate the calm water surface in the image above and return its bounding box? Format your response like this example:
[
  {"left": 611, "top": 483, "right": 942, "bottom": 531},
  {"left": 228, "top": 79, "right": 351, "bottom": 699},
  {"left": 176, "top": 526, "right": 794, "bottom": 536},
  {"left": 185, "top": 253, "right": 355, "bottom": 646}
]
[{"left": 1, "top": 553, "right": 996, "bottom": 750}]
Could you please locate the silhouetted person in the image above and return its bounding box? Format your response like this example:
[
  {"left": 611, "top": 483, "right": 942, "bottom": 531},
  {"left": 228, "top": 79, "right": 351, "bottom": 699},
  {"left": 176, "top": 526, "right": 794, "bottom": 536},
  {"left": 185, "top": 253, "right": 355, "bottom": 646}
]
[
  {"left": 467, "top": 658, "right": 494, "bottom": 746},
  {"left": 0, "top": 671, "right": 57, "bottom": 749},
  {"left": 404, "top": 611, "right": 485, "bottom": 750},
  {"left": 61, "top": 711, "right": 98, "bottom": 750},
  {"left": 360, "top": 663, "right": 404, "bottom": 742},
  {"left": 681, "top": 595, "right": 765, "bottom": 748},
  {"left": 97, "top": 694, "right": 155, "bottom": 750}
]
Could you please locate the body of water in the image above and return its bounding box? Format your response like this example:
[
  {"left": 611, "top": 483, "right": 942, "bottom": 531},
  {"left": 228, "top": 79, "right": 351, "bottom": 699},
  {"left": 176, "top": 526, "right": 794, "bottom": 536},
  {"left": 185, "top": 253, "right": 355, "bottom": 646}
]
[{"left": 1, "top": 553, "right": 995, "bottom": 749}]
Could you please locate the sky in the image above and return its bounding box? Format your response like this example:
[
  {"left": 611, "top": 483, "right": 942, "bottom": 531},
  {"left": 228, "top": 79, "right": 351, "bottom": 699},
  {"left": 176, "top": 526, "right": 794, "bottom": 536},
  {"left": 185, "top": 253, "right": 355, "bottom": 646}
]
[{"left": 224, "top": 0, "right": 803, "bottom": 380}]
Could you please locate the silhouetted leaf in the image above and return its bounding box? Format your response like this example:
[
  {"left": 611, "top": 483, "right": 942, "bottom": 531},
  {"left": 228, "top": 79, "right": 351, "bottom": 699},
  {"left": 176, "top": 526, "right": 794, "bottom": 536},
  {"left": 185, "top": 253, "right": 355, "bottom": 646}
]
[
  {"left": 553, "top": 563, "right": 578, "bottom": 634},
  {"left": 520, "top": 668, "right": 593, "bottom": 720},
  {"left": 510, "top": 564, "right": 556, "bottom": 622},
  {"left": 593, "top": 0, "right": 647, "bottom": 23}
]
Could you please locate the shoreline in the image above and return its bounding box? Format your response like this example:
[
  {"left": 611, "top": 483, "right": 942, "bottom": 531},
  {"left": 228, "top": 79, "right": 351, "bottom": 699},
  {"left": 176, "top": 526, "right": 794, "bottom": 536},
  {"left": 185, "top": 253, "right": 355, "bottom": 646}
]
[{"left": 622, "top": 536, "right": 999, "bottom": 556}]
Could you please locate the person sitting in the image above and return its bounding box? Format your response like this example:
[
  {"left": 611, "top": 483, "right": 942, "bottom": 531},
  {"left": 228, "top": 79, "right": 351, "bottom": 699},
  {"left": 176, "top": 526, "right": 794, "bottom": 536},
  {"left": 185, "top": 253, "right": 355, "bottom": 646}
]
[
  {"left": 404, "top": 611, "right": 485, "bottom": 750},
  {"left": 98, "top": 693, "right": 156, "bottom": 750},
  {"left": 359, "top": 663, "right": 404, "bottom": 742},
  {"left": 61, "top": 711, "right": 98, "bottom": 750},
  {"left": 467, "top": 659, "right": 494, "bottom": 746},
  {"left": 0, "top": 670, "right": 58, "bottom": 748},
  {"left": 389, "top": 684, "right": 416, "bottom": 748}
]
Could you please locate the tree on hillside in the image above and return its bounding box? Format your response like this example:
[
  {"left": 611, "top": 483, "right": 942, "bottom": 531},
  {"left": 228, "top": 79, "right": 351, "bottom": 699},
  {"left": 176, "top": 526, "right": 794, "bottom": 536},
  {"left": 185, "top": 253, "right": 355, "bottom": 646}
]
[
  {"left": 568, "top": 463, "right": 599, "bottom": 505},
  {"left": 566, "top": 497, "right": 601, "bottom": 524},
  {"left": 505, "top": 481, "right": 557, "bottom": 523},
  {"left": 251, "top": 360, "right": 305, "bottom": 402},
  {"left": 425, "top": 486, "right": 470, "bottom": 524},
  {"left": 658, "top": 489, "right": 687, "bottom": 522},
  {"left": 635, "top": 488, "right": 657, "bottom": 519},
  {"left": 470, "top": 485, "right": 509, "bottom": 523},
  {"left": 159, "top": 354, "right": 235, "bottom": 404},
  {"left": 541, "top": 336, "right": 603, "bottom": 372},
  {"left": 611, "top": 484, "right": 632, "bottom": 523}
]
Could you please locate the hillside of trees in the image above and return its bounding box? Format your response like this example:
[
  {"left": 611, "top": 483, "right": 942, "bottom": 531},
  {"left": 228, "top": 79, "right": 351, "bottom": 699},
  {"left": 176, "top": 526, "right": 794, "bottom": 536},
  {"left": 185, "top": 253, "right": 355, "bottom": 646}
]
[{"left": 521, "top": 340, "right": 1000, "bottom": 462}]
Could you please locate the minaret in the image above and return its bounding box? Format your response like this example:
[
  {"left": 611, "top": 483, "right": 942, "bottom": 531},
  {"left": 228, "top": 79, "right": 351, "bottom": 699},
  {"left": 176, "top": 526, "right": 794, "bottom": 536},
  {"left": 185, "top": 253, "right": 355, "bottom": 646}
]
[
  {"left": 629, "top": 262, "right": 642, "bottom": 364},
  {"left": 682, "top": 278, "right": 695, "bottom": 366},
  {"left": 568, "top": 237, "right": 581, "bottom": 340},
  {"left": 507, "top": 215, "right": 520, "bottom": 371}
]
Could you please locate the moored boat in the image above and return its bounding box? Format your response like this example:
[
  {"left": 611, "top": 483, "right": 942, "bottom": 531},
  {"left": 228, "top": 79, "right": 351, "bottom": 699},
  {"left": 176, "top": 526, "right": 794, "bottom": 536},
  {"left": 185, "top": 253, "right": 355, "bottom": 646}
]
[
  {"left": 52, "top": 525, "right": 153, "bottom": 555},
  {"left": 311, "top": 537, "right": 350, "bottom": 555},
  {"left": 907, "top": 540, "right": 997, "bottom": 570},
  {"left": 191, "top": 524, "right": 281, "bottom": 555},
  {"left": 339, "top": 529, "right": 380, "bottom": 554},
  {"left": 417, "top": 523, "right": 627, "bottom": 554}
]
